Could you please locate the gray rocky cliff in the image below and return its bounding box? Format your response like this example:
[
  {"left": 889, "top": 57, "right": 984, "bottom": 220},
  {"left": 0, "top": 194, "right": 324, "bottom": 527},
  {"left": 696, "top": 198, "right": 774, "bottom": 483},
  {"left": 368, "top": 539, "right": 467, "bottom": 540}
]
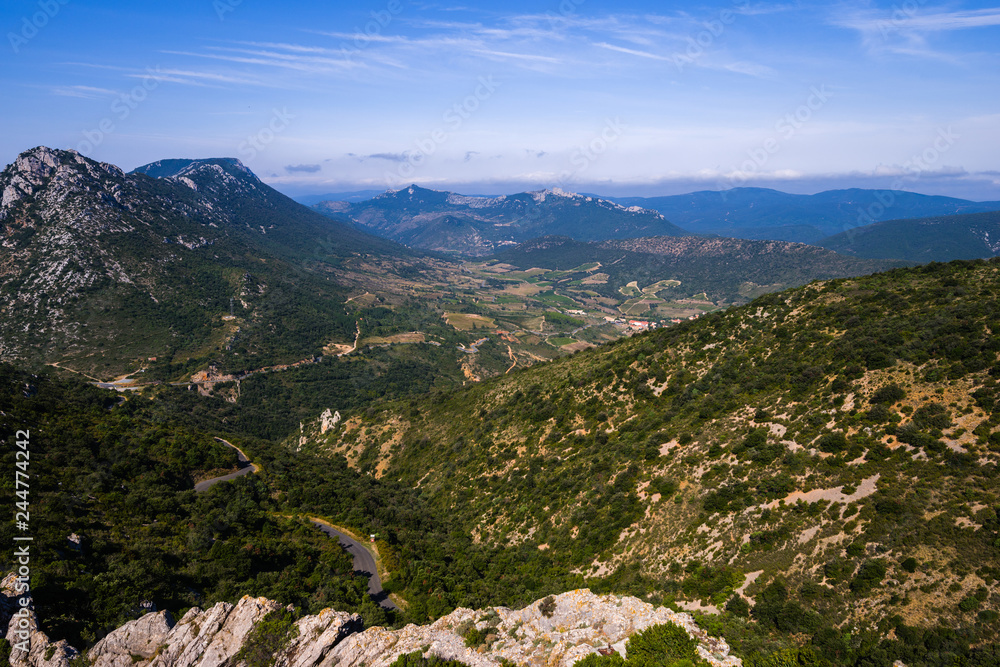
[{"left": 1, "top": 574, "right": 741, "bottom": 667}]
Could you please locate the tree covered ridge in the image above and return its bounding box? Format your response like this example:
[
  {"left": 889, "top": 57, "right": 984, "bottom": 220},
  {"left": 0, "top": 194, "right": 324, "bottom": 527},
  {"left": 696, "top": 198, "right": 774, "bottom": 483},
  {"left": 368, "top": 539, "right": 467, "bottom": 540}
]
[{"left": 303, "top": 258, "right": 1000, "bottom": 655}]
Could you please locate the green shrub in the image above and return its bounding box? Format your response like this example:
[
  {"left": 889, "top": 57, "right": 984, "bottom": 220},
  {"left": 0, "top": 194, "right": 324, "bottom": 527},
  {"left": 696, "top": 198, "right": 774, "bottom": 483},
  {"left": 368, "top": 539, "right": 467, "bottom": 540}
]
[
  {"left": 539, "top": 595, "right": 557, "bottom": 618},
  {"left": 799, "top": 581, "right": 824, "bottom": 601},
  {"left": 234, "top": 609, "right": 299, "bottom": 667},
  {"left": 817, "top": 432, "right": 848, "bottom": 453},
  {"left": 870, "top": 384, "right": 906, "bottom": 405},
  {"left": 959, "top": 595, "right": 981, "bottom": 612},
  {"left": 864, "top": 404, "right": 891, "bottom": 423},
  {"left": 683, "top": 565, "right": 742, "bottom": 604},
  {"left": 725, "top": 595, "right": 750, "bottom": 618},
  {"left": 845, "top": 540, "right": 865, "bottom": 557},
  {"left": 744, "top": 648, "right": 821, "bottom": 667},
  {"left": 978, "top": 609, "right": 1000, "bottom": 623},
  {"left": 624, "top": 623, "right": 698, "bottom": 667},
  {"left": 462, "top": 626, "right": 487, "bottom": 648},
  {"left": 390, "top": 650, "right": 472, "bottom": 666},
  {"left": 912, "top": 402, "right": 953, "bottom": 430},
  {"left": 850, "top": 559, "right": 887, "bottom": 595},
  {"left": 651, "top": 477, "right": 679, "bottom": 498}
]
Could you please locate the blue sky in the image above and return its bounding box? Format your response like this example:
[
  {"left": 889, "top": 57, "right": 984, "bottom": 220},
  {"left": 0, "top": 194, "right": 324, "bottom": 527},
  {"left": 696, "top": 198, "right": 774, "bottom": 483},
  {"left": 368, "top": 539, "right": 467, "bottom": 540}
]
[{"left": 2, "top": 0, "right": 999, "bottom": 199}]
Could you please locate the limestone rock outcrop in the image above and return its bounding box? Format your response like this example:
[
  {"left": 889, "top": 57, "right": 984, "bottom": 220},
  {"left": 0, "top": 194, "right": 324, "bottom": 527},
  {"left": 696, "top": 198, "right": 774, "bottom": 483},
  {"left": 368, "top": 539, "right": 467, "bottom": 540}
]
[
  {"left": 1, "top": 574, "right": 80, "bottom": 667},
  {"left": 317, "top": 589, "right": 741, "bottom": 667},
  {"left": 88, "top": 611, "right": 173, "bottom": 667},
  {"left": 1, "top": 580, "right": 741, "bottom": 667},
  {"left": 147, "top": 596, "right": 285, "bottom": 667}
]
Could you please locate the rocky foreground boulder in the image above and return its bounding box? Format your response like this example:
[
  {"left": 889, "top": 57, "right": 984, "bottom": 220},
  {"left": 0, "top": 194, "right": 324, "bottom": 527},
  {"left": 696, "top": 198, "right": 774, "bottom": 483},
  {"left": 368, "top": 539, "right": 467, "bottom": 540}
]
[{"left": 1, "top": 575, "right": 741, "bottom": 667}]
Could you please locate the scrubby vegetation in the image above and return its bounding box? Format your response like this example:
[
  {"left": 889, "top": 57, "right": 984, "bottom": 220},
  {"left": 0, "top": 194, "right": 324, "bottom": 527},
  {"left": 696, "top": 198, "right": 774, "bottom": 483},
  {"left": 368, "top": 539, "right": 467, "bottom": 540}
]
[
  {"left": 0, "top": 364, "right": 580, "bottom": 646},
  {"left": 573, "top": 622, "right": 699, "bottom": 666},
  {"left": 0, "top": 365, "right": 385, "bottom": 646},
  {"left": 301, "top": 258, "right": 1000, "bottom": 660},
  {"left": 5, "top": 257, "right": 1000, "bottom": 665}
]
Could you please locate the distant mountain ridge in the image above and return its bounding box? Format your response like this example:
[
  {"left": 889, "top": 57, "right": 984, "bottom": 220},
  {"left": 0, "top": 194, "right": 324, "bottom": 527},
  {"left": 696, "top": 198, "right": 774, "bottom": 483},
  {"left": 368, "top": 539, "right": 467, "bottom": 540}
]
[
  {"left": 305, "top": 184, "right": 1000, "bottom": 248},
  {"left": 313, "top": 184, "right": 690, "bottom": 255},
  {"left": 293, "top": 189, "right": 384, "bottom": 206},
  {"left": 493, "top": 235, "right": 908, "bottom": 302},
  {"left": 818, "top": 210, "right": 1000, "bottom": 262},
  {"left": 609, "top": 187, "right": 1000, "bottom": 243}
]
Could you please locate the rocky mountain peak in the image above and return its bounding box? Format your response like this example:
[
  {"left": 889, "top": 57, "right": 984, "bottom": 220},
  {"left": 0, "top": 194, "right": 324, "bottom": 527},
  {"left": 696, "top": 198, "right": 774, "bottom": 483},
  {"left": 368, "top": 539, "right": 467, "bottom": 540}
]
[
  {"left": 1, "top": 147, "right": 124, "bottom": 220},
  {"left": 131, "top": 157, "right": 264, "bottom": 197},
  {"left": 532, "top": 187, "right": 578, "bottom": 201}
]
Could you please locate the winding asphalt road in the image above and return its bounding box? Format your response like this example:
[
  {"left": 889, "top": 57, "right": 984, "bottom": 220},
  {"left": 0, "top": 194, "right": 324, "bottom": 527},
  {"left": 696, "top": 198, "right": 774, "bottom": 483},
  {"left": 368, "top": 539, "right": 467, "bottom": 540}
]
[
  {"left": 309, "top": 519, "right": 399, "bottom": 611},
  {"left": 193, "top": 438, "right": 260, "bottom": 492},
  {"left": 192, "top": 440, "right": 397, "bottom": 610}
]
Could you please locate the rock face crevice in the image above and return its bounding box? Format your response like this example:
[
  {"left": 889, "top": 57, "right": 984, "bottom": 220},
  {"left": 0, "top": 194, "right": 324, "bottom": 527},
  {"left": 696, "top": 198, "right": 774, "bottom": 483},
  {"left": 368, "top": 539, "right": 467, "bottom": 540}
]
[{"left": 2, "top": 575, "right": 741, "bottom": 667}]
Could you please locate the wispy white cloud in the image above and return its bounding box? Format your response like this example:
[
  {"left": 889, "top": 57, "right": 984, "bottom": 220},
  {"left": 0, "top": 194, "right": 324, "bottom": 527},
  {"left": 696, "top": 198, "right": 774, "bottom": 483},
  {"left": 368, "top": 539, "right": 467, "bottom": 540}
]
[
  {"left": 721, "top": 61, "right": 777, "bottom": 78},
  {"left": 594, "top": 42, "right": 672, "bottom": 61},
  {"left": 471, "top": 48, "right": 562, "bottom": 64},
  {"left": 206, "top": 45, "right": 375, "bottom": 69},
  {"left": 50, "top": 85, "right": 118, "bottom": 98},
  {"left": 831, "top": 6, "right": 1000, "bottom": 60},
  {"left": 307, "top": 31, "right": 413, "bottom": 44},
  {"left": 144, "top": 8, "right": 788, "bottom": 90},
  {"left": 161, "top": 49, "right": 369, "bottom": 75},
  {"left": 128, "top": 69, "right": 264, "bottom": 87},
  {"left": 732, "top": 2, "right": 801, "bottom": 17},
  {"left": 836, "top": 7, "right": 1000, "bottom": 33}
]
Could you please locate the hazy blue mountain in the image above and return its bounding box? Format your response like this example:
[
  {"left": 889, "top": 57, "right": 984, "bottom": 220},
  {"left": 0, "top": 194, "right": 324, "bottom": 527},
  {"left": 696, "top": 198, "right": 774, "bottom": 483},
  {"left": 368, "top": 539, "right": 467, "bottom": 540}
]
[
  {"left": 313, "top": 184, "right": 690, "bottom": 255},
  {"left": 292, "top": 189, "right": 384, "bottom": 206},
  {"left": 818, "top": 210, "right": 1000, "bottom": 262},
  {"left": 492, "top": 234, "right": 907, "bottom": 302},
  {"left": 611, "top": 187, "right": 1000, "bottom": 243}
]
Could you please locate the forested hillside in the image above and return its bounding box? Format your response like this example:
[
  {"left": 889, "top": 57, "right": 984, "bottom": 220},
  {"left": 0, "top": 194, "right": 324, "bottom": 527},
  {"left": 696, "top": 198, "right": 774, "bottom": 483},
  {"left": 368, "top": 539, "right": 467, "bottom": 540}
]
[
  {"left": 298, "top": 258, "right": 1000, "bottom": 664},
  {"left": 819, "top": 210, "right": 1000, "bottom": 262}
]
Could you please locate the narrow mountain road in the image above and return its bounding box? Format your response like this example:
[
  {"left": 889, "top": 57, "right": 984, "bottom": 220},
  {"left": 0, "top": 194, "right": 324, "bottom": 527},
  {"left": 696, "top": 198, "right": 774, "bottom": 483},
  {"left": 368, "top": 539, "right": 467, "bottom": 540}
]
[
  {"left": 193, "top": 438, "right": 260, "bottom": 492},
  {"left": 308, "top": 518, "right": 399, "bottom": 611},
  {"left": 342, "top": 321, "right": 361, "bottom": 356},
  {"left": 569, "top": 322, "right": 597, "bottom": 336},
  {"left": 505, "top": 345, "right": 517, "bottom": 374},
  {"left": 193, "top": 441, "right": 397, "bottom": 610},
  {"left": 344, "top": 292, "right": 372, "bottom": 304},
  {"left": 47, "top": 362, "right": 103, "bottom": 382}
]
